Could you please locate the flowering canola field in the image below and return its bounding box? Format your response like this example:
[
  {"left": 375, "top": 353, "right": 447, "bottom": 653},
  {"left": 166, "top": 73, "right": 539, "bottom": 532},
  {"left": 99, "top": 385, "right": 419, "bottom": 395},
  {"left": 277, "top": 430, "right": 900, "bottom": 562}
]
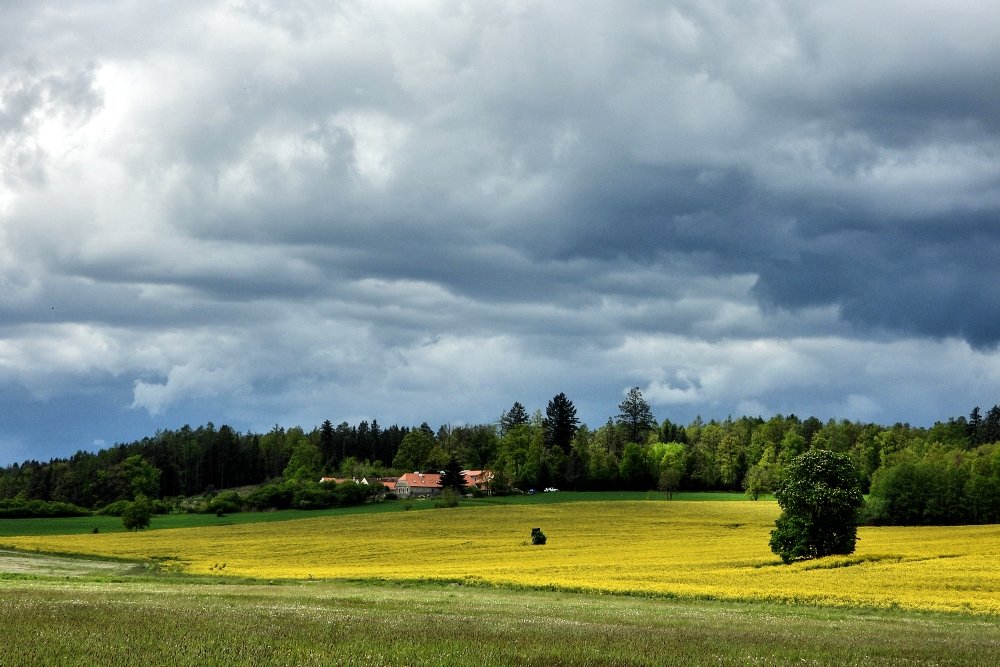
[{"left": 4, "top": 501, "right": 999, "bottom": 614}]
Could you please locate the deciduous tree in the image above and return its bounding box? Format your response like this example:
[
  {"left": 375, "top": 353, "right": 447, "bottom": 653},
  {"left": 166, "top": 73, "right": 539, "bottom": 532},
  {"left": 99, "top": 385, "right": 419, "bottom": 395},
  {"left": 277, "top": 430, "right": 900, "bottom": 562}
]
[{"left": 769, "top": 449, "right": 863, "bottom": 563}]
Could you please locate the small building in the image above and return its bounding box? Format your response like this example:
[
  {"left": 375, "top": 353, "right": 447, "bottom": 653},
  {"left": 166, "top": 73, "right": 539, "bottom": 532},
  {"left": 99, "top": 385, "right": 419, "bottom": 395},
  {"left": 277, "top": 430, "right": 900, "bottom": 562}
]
[
  {"left": 394, "top": 472, "right": 443, "bottom": 498},
  {"left": 377, "top": 477, "right": 399, "bottom": 492},
  {"left": 463, "top": 470, "right": 494, "bottom": 494},
  {"left": 318, "top": 476, "right": 370, "bottom": 485}
]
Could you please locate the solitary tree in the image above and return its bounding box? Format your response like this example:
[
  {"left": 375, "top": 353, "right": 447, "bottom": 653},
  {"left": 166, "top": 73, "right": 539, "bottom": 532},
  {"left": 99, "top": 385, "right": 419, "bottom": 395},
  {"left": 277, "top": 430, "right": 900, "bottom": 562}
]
[
  {"left": 616, "top": 387, "right": 656, "bottom": 444},
  {"left": 544, "top": 393, "right": 579, "bottom": 454},
  {"left": 769, "top": 449, "right": 863, "bottom": 563},
  {"left": 122, "top": 495, "right": 152, "bottom": 531}
]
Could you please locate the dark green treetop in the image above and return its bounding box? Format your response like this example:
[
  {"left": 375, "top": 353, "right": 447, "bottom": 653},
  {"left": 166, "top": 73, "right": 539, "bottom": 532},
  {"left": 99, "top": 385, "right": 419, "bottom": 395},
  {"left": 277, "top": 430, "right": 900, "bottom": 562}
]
[
  {"left": 616, "top": 387, "right": 656, "bottom": 444},
  {"left": 769, "top": 449, "right": 863, "bottom": 563},
  {"left": 544, "top": 393, "right": 579, "bottom": 453}
]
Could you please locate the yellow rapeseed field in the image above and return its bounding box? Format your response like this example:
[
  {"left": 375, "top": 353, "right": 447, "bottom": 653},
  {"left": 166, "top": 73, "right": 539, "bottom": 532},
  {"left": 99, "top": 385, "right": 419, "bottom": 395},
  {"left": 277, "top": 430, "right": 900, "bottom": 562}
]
[{"left": 4, "top": 501, "right": 999, "bottom": 614}]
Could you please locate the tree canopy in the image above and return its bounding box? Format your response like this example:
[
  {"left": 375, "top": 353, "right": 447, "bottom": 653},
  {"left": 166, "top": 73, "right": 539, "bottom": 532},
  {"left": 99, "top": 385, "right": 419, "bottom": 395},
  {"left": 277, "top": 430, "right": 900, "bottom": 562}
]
[
  {"left": 769, "top": 449, "right": 863, "bottom": 563},
  {"left": 544, "top": 393, "right": 579, "bottom": 454},
  {"left": 617, "top": 387, "right": 656, "bottom": 444}
]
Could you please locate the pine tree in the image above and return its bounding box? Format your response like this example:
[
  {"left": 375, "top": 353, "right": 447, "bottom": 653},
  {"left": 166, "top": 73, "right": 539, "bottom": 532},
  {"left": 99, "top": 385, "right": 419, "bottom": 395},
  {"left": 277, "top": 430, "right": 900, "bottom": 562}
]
[
  {"left": 500, "top": 401, "right": 530, "bottom": 436},
  {"left": 319, "top": 420, "right": 336, "bottom": 467},
  {"left": 616, "top": 387, "right": 656, "bottom": 444},
  {"left": 544, "top": 393, "right": 579, "bottom": 453}
]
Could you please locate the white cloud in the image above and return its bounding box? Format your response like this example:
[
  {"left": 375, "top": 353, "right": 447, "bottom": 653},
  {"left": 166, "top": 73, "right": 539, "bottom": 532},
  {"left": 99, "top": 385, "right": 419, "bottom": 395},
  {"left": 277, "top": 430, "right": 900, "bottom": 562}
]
[{"left": 3, "top": 1, "right": 1000, "bottom": 462}]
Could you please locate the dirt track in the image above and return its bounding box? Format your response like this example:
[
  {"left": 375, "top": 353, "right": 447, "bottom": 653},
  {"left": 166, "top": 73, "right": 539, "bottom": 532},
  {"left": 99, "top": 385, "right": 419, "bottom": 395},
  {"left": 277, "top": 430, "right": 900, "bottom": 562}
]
[{"left": 0, "top": 549, "right": 135, "bottom": 577}]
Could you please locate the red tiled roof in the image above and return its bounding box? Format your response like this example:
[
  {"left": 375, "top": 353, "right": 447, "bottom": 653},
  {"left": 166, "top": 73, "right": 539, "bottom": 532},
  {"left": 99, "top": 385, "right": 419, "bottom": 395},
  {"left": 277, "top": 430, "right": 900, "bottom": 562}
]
[{"left": 398, "top": 472, "right": 442, "bottom": 488}]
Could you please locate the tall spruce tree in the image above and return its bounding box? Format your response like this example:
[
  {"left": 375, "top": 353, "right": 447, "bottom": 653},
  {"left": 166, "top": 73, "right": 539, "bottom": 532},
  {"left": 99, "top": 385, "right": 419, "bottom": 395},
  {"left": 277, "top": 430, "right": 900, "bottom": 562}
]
[{"left": 544, "top": 393, "right": 579, "bottom": 453}]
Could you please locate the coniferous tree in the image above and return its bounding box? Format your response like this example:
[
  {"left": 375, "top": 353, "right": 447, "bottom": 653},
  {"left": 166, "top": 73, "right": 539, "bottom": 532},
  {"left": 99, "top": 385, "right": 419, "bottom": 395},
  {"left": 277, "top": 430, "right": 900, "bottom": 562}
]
[
  {"left": 983, "top": 405, "right": 1000, "bottom": 445},
  {"left": 616, "top": 387, "right": 656, "bottom": 444},
  {"left": 319, "top": 420, "right": 336, "bottom": 468},
  {"left": 500, "top": 402, "right": 530, "bottom": 436},
  {"left": 544, "top": 393, "right": 579, "bottom": 454},
  {"left": 439, "top": 455, "right": 466, "bottom": 493},
  {"left": 968, "top": 407, "right": 983, "bottom": 445}
]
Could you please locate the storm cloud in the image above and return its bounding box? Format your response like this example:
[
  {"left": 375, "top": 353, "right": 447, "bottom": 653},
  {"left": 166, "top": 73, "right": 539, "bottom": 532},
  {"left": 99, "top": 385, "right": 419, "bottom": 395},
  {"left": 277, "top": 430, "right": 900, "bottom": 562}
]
[{"left": 2, "top": 1, "right": 1000, "bottom": 463}]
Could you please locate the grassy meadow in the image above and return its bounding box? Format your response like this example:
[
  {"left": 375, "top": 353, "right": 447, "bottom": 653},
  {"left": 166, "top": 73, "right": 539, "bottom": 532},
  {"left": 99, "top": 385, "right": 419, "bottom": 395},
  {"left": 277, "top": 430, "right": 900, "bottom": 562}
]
[
  {"left": 4, "top": 499, "right": 1000, "bottom": 614},
  {"left": 3, "top": 574, "right": 999, "bottom": 666}
]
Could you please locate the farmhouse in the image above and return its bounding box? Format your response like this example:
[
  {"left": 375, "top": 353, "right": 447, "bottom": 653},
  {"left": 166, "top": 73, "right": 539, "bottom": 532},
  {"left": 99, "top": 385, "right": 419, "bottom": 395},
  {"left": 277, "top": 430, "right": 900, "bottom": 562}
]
[
  {"left": 394, "top": 472, "right": 442, "bottom": 498},
  {"left": 393, "top": 470, "right": 494, "bottom": 498},
  {"left": 464, "top": 470, "right": 493, "bottom": 493}
]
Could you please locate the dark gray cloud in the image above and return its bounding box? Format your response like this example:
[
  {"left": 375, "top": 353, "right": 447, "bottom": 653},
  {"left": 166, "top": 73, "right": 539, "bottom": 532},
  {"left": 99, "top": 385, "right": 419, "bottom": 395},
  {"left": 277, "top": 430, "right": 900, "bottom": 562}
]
[{"left": 3, "top": 1, "right": 1000, "bottom": 464}]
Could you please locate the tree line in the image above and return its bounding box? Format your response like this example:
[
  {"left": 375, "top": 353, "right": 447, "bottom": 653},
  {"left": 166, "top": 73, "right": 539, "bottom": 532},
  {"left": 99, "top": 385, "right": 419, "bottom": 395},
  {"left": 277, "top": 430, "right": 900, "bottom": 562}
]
[{"left": 2, "top": 390, "right": 999, "bottom": 525}]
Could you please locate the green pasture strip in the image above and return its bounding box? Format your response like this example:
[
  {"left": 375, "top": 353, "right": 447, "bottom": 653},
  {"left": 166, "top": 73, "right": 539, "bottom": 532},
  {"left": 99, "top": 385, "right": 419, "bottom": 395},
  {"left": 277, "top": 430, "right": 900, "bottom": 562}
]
[
  {"left": 0, "top": 578, "right": 995, "bottom": 667},
  {"left": 0, "top": 491, "right": 764, "bottom": 537},
  {"left": 0, "top": 500, "right": 426, "bottom": 537}
]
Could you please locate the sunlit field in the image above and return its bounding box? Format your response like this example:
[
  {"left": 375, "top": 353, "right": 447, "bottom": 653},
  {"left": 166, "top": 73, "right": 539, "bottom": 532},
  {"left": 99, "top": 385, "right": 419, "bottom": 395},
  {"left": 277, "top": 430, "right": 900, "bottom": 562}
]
[
  {"left": 4, "top": 500, "right": 999, "bottom": 615},
  {"left": 5, "top": 576, "right": 1000, "bottom": 667}
]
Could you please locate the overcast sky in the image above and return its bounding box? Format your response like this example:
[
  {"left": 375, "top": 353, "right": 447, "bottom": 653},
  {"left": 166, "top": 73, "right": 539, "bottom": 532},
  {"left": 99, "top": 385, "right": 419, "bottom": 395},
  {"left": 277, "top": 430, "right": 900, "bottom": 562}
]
[{"left": 3, "top": 1, "right": 1000, "bottom": 465}]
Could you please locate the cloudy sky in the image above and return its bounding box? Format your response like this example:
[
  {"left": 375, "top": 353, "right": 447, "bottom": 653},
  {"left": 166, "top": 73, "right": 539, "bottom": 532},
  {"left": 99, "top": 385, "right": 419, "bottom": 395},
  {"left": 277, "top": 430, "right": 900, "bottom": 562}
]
[{"left": 3, "top": 1, "right": 1000, "bottom": 464}]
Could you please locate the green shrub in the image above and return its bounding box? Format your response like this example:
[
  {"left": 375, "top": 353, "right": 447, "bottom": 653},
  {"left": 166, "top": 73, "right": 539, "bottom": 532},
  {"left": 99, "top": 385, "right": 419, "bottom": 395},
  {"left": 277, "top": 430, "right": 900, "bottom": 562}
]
[{"left": 434, "top": 488, "right": 460, "bottom": 508}]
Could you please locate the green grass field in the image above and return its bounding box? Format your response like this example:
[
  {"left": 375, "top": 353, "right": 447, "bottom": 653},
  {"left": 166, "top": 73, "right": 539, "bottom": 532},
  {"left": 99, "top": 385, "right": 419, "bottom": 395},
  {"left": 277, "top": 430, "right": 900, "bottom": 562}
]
[
  {"left": 0, "top": 491, "right": 755, "bottom": 537},
  {"left": 1, "top": 563, "right": 998, "bottom": 666}
]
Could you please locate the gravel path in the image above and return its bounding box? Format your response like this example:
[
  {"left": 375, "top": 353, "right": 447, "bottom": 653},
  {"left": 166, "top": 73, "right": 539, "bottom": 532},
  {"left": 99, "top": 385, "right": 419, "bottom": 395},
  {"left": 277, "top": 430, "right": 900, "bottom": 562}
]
[{"left": 0, "top": 549, "right": 135, "bottom": 577}]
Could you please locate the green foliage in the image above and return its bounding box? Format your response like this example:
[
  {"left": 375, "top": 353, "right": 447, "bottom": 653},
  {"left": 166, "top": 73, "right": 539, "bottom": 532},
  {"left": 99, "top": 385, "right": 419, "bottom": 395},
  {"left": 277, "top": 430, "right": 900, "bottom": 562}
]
[
  {"left": 657, "top": 467, "right": 683, "bottom": 499},
  {"left": 283, "top": 437, "right": 323, "bottom": 482},
  {"left": 769, "top": 450, "right": 863, "bottom": 563},
  {"left": 616, "top": 387, "right": 656, "bottom": 445},
  {"left": 499, "top": 401, "right": 530, "bottom": 436},
  {"left": 618, "top": 443, "right": 654, "bottom": 490},
  {"left": 743, "top": 445, "right": 781, "bottom": 500},
  {"left": 544, "top": 392, "right": 579, "bottom": 453},
  {"left": 392, "top": 429, "right": 437, "bottom": 471},
  {"left": 865, "top": 444, "right": 1000, "bottom": 525},
  {"left": 245, "top": 483, "right": 294, "bottom": 511},
  {"left": 208, "top": 491, "right": 243, "bottom": 515},
  {"left": 439, "top": 455, "right": 466, "bottom": 493},
  {"left": 3, "top": 399, "right": 998, "bottom": 524},
  {"left": 434, "top": 488, "right": 460, "bottom": 508},
  {"left": 122, "top": 455, "right": 161, "bottom": 500},
  {"left": 121, "top": 495, "right": 152, "bottom": 531},
  {"left": 0, "top": 498, "right": 91, "bottom": 519}
]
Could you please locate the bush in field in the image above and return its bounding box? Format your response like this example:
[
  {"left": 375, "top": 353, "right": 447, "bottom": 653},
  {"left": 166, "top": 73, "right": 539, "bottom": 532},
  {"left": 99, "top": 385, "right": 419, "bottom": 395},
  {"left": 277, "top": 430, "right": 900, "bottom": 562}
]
[
  {"left": 339, "top": 481, "right": 379, "bottom": 505},
  {"left": 434, "top": 488, "right": 460, "bottom": 508},
  {"left": 208, "top": 491, "right": 242, "bottom": 516},
  {"left": 96, "top": 499, "right": 131, "bottom": 516},
  {"left": 121, "top": 495, "right": 152, "bottom": 531},
  {"left": 245, "top": 483, "right": 294, "bottom": 511},
  {"left": 0, "top": 498, "right": 91, "bottom": 518},
  {"left": 291, "top": 481, "right": 338, "bottom": 509},
  {"left": 769, "top": 449, "right": 863, "bottom": 563}
]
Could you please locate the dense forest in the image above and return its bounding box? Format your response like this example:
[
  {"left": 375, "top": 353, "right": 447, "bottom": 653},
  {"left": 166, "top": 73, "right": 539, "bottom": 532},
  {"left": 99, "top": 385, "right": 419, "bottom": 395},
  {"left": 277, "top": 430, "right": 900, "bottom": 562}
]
[{"left": 2, "top": 389, "right": 999, "bottom": 525}]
